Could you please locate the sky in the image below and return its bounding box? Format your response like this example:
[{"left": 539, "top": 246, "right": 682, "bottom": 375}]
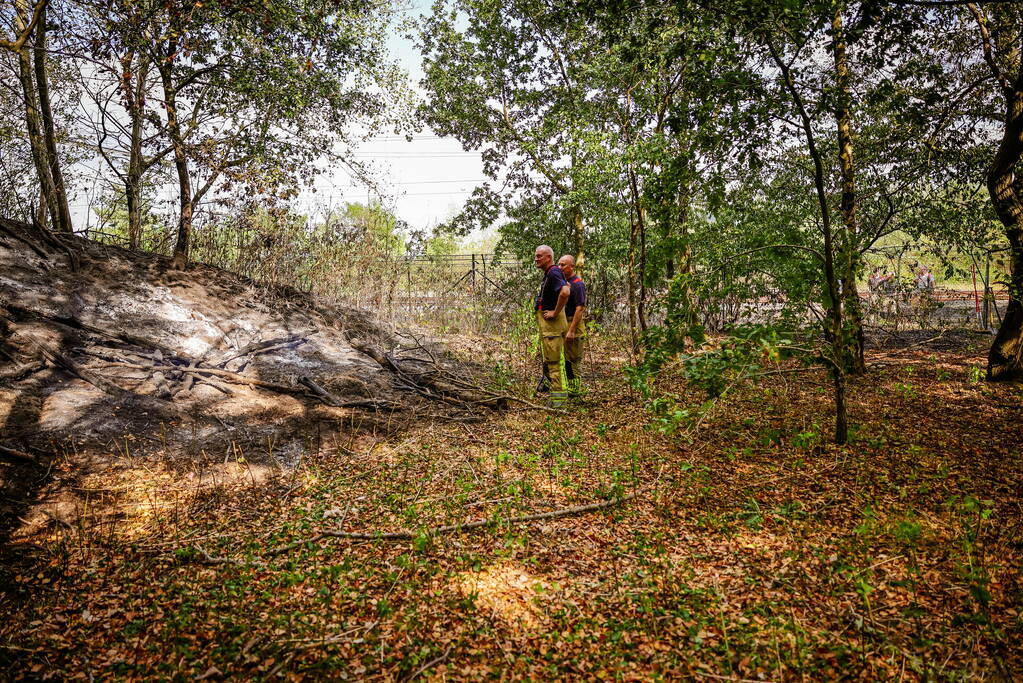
[{"left": 297, "top": 0, "right": 490, "bottom": 237}]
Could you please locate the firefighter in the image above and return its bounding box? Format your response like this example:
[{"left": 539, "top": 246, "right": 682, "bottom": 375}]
[
  {"left": 533, "top": 245, "right": 569, "bottom": 407},
  {"left": 558, "top": 254, "right": 587, "bottom": 397}
]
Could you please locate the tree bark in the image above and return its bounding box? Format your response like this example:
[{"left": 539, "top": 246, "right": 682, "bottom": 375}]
[
  {"left": 986, "top": 71, "right": 1023, "bottom": 381},
  {"left": 158, "top": 40, "right": 193, "bottom": 269},
  {"left": 627, "top": 213, "right": 639, "bottom": 355},
  {"left": 35, "top": 186, "right": 48, "bottom": 229},
  {"left": 123, "top": 52, "right": 148, "bottom": 249},
  {"left": 669, "top": 193, "right": 697, "bottom": 327},
  {"left": 627, "top": 164, "right": 648, "bottom": 333},
  {"left": 32, "top": 3, "right": 72, "bottom": 234},
  {"left": 14, "top": 0, "right": 58, "bottom": 231},
  {"left": 832, "top": 6, "right": 866, "bottom": 375}
]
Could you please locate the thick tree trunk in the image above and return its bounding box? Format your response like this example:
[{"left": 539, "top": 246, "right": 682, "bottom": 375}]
[
  {"left": 832, "top": 6, "right": 865, "bottom": 375},
  {"left": 32, "top": 4, "right": 72, "bottom": 235},
  {"left": 15, "top": 0, "right": 58, "bottom": 231},
  {"left": 158, "top": 46, "right": 192, "bottom": 269},
  {"left": 986, "top": 72, "right": 1023, "bottom": 381}
]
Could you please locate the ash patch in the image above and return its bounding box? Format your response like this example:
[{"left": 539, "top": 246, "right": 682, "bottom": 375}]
[{"left": 0, "top": 220, "right": 499, "bottom": 553}]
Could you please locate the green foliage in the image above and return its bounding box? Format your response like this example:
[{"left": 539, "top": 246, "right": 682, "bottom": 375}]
[{"left": 628, "top": 325, "right": 791, "bottom": 401}]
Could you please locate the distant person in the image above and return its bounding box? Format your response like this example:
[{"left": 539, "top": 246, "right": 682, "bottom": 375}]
[
  {"left": 915, "top": 265, "right": 935, "bottom": 292},
  {"left": 533, "top": 245, "right": 569, "bottom": 407},
  {"left": 881, "top": 268, "right": 897, "bottom": 295},
  {"left": 867, "top": 267, "right": 887, "bottom": 294},
  {"left": 558, "top": 254, "right": 587, "bottom": 396}
]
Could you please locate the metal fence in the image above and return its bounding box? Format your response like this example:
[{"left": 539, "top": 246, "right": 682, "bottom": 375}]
[{"left": 375, "top": 255, "right": 628, "bottom": 333}]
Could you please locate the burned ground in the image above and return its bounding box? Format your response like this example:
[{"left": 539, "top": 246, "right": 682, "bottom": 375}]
[{"left": 0, "top": 220, "right": 499, "bottom": 580}]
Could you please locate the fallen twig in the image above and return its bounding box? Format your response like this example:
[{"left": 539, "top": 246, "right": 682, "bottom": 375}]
[
  {"left": 0, "top": 360, "right": 45, "bottom": 382},
  {"left": 265, "top": 500, "right": 353, "bottom": 556},
  {"left": 0, "top": 444, "right": 39, "bottom": 465},
  {"left": 191, "top": 545, "right": 266, "bottom": 568},
  {"left": 405, "top": 645, "right": 453, "bottom": 681},
  {"left": 488, "top": 393, "right": 567, "bottom": 414},
  {"left": 96, "top": 361, "right": 304, "bottom": 394},
  {"left": 298, "top": 376, "right": 394, "bottom": 409},
  {"left": 277, "top": 491, "right": 640, "bottom": 544},
  {"left": 214, "top": 334, "right": 310, "bottom": 368}
]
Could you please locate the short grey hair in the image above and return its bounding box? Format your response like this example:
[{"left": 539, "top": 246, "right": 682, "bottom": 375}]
[
  {"left": 559, "top": 254, "right": 575, "bottom": 266},
  {"left": 536, "top": 245, "right": 554, "bottom": 258}
]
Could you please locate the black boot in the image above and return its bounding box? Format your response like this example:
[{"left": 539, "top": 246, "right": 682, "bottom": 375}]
[{"left": 535, "top": 363, "right": 551, "bottom": 394}]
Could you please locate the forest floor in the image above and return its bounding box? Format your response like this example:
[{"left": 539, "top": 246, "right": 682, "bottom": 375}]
[{"left": 1, "top": 323, "right": 1021, "bottom": 681}]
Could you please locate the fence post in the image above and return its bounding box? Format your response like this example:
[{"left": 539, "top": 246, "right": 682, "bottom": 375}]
[{"left": 972, "top": 262, "right": 981, "bottom": 329}]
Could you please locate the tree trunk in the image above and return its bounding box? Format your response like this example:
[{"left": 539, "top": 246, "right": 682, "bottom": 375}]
[
  {"left": 15, "top": 0, "right": 58, "bottom": 231},
  {"left": 627, "top": 213, "right": 639, "bottom": 355},
  {"left": 124, "top": 53, "right": 147, "bottom": 250},
  {"left": 572, "top": 205, "right": 585, "bottom": 268},
  {"left": 669, "top": 194, "right": 697, "bottom": 328},
  {"left": 158, "top": 44, "right": 192, "bottom": 269},
  {"left": 638, "top": 203, "right": 648, "bottom": 333},
  {"left": 986, "top": 71, "right": 1023, "bottom": 381},
  {"left": 32, "top": 4, "right": 72, "bottom": 235},
  {"left": 627, "top": 164, "right": 648, "bottom": 333},
  {"left": 832, "top": 6, "right": 865, "bottom": 375},
  {"left": 35, "top": 186, "right": 48, "bottom": 229},
  {"left": 770, "top": 42, "right": 849, "bottom": 444}
]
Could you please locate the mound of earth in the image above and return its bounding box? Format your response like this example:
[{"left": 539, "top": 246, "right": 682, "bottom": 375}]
[{"left": 0, "top": 218, "right": 499, "bottom": 538}]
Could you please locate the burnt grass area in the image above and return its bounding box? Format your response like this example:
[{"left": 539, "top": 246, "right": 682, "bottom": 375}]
[{"left": 0, "top": 325, "right": 1020, "bottom": 680}]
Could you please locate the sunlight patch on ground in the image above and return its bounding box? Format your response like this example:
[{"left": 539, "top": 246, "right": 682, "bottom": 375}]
[
  {"left": 12, "top": 459, "right": 280, "bottom": 544},
  {"left": 454, "top": 563, "right": 550, "bottom": 633}
]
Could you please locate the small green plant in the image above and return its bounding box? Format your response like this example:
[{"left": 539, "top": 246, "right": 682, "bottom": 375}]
[
  {"left": 491, "top": 361, "right": 515, "bottom": 391},
  {"left": 792, "top": 426, "right": 820, "bottom": 450},
  {"left": 648, "top": 396, "right": 698, "bottom": 435},
  {"left": 894, "top": 382, "right": 917, "bottom": 399},
  {"left": 740, "top": 498, "right": 764, "bottom": 530},
  {"left": 967, "top": 364, "right": 984, "bottom": 384},
  {"left": 949, "top": 495, "right": 995, "bottom": 616},
  {"left": 893, "top": 518, "right": 922, "bottom": 547},
  {"left": 855, "top": 504, "right": 879, "bottom": 537}
]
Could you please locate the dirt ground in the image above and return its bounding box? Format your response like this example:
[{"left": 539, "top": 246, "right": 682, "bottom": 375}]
[{"left": 0, "top": 222, "right": 499, "bottom": 572}]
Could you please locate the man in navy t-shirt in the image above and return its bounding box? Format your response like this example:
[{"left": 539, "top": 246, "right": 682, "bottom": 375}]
[
  {"left": 558, "top": 254, "right": 587, "bottom": 395},
  {"left": 534, "top": 245, "right": 569, "bottom": 406}
]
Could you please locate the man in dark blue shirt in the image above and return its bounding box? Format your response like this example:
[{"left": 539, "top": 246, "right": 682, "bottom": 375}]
[
  {"left": 534, "top": 245, "right": 569, "bottom": 406},
  {"left": 558, "top": 254, "right": 587, "bottom": 395}
]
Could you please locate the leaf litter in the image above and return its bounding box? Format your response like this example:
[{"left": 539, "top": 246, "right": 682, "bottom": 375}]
[{"left": 0, "top": 326, "right": 1021, "bottom": 680}]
